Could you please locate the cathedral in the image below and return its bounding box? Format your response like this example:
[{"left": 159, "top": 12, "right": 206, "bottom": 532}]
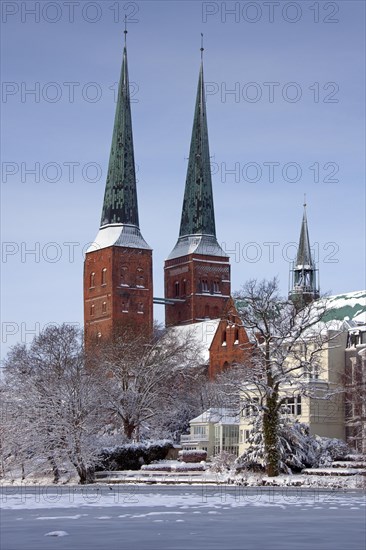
[{"left": 83, "top": 34, "right": 319, "bottom": 376}]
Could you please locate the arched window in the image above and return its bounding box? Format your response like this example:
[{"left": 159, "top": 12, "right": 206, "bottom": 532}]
[
  {"left": 121, "top": 300, "right": 129, "bottom": 313},
  {"left": 136, "top": 267, "right": 145, "bottom": 287},
  {"left": 90, "top": 304, "right": 95, "bottom": 316},
  {"left": 101, "top": 268, "right": 107, "bottom": 286},
  {"left": 90, "top": 272, "right": 95, "bottom": 288},
  {"left": 174, "top": 281, "right": 180, "bottom": 297},
  {"left": 120, "top": 265, "right": 128, "bottom": 286},
  {"left": 102, "top": 301, "right": 107, "bottom": 314},
  {"left": 137, "top": 302, "right": 144, "bottom": 314},
  {"left": 213, "top": 280, "right": 220, "bottom": 293},
  {"left": 182, "top": 279, "right": 187, "bottom": 296},
  {"left": 221, "top": 330, "right": 227, "bottom": 346},
  {"left": 200, "top": 279, "right": 209, "bottom": 293},
  {"left": 234, "top": 328, "right": 239, "bottom": 344}
]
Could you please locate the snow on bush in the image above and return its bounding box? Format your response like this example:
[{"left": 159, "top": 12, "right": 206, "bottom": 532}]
[
  {"left": 140, "top": 461, "right": 205, "bottom": 472},
  {"left": 209, "top": 452, "right": 237, "bottom": 473},
  {"left": 312, "top": 436, "right": 349, "bottom": 467},
  {"left": 236, "top": 418, "right": 351, "bottom": 475},
  {"left": 96, "top": 440, "right": 174, "bottom": 471},
  {"left": 178, "top": 449, "right": 207, "bottom": 463}
]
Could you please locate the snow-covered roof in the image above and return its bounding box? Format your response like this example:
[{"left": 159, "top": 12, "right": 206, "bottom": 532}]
[
  {"left": 322, "top": 290, "right": 366, "bottom": 325},
  {"left": 296, "top": 290, "right": 366, "bottom": 338},
  {"left": 86, "top": 224, "right": 151, "bottom": 253},
  {"left": 170, "top": 319, "right": 220, "bottom": 363},
  {"left": 190, "top": 407, "right": 240, "bottom": 425},
  {"left": 167, "top": 234, "right": 228, "bottom": 260}
]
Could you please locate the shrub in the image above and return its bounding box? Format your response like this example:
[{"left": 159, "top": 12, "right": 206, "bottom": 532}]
[
  {"left": 96, "top": 440, "right": 174, "bottom": 471},
  {"left": 178, "top": 449, "right": 207, "bottom": 463}
]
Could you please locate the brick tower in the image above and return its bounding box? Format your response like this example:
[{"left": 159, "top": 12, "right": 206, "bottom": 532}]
[
  {"left": 84, "top": 33, "right": 153, "bottom": 344},
  {"left": 289, "top": 202, "right": 319, "bottom": 310},
  {"left": 164, "top": 50, "right": 230, "bottom": 326}
]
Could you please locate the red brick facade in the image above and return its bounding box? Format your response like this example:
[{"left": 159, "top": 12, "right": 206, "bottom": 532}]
[
  {"left": 208, "top": 302, "right": 251, "bottom": 378},
  {"left": 84, "top": 246, "right": 153, "bottom": 343},
  {"left": 164, "top": 253, "right": 231, "bottom": 326}
]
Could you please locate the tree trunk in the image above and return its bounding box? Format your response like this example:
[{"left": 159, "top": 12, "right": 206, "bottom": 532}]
[
  {"left": 48, "top": 455, "right": 61, "bottom": 484},
  {"left": 123, "top": 419, "right": 135, "bottom": 440},
  {"left": 76, "top": 463, "right": 95, "bottom": 484},
  {"left": 263, "top": 394, "right": 280, "bottom": 477}
]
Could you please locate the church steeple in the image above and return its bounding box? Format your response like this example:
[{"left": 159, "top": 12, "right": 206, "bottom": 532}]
[
  {"left": 164, "top": 43, "right": 231, "bottom": 327},
  {"left": 100, "top": 39, "right": 139, "bottom": 228},
  {"left": 90, "top": 31, "right": 150, "bottom": 251},
  {"left": 289, "top": 202, "right": 319, "bottom": 308},
  {"left": 168, "top": 48, "right": 226, "bottom": 260},
  {"left": 179, "top": 59, "right": 216, "bottom": 238},
  {"left": 84, "top": 30, "right": 153, "bottom": 345}
]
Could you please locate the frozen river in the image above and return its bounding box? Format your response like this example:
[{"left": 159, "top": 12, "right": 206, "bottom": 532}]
[{"left": 1, "top": 485, "right": 365, "bottom": 550}]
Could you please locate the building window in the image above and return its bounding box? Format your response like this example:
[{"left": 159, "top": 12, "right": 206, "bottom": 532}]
[
  {"left": 213, "top": 280, "right": 220, "bottom": 293},
  {"left": 90, "top": 304, "right": 95, "bottom": 316},
  {"left": 122, "top": 301, "right": 129, "bottom": 313},
  {"left": 120, "top": 265, "right": 128, "bottom": 286},
  {"left": 137, "top": 302, "right": 144, "bottom": 314},
  {"left": 281, "top": 396, "right": 302, "bottom": 416},
  {"left": 242, "top": 398, "right": 259, "bottom": 417},
  {"left": 136, "top": 268, "right": 145, "bottom": 287},
  {"left": 239, "top": 429, "right": 251, "bottom": 444},
  {"left": 193, "top": 426, "right": 207, "bottom": 438},
  {"left": 102, "top": 301, "right": 107, "bottom": 314},
  {"left": 234, "top": 328, "right": 239, "bottom": 344},
  {"left": 305, "top": 363, "right": 320, "bottom": 380},
  {"left": 101, "top": 268, "right": 107, "bottom": 286},
  {"left": 90, "top": 272, "right": 95, "bottom": 288},
  {"left": 174, "top": 281, "right": 180, "bottom": 297},
  {"left": 201, "top": 279, "right": 209, "bottom": 293},
  {"left": 182, "top": 279, "right": 187, "bottom": 296},
  {"left": 221, "top": 330, "right": 227, "bottom": 346}
]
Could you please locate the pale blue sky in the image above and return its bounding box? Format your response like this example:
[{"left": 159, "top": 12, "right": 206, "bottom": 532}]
[{"left": 1, "top": 0, "right": 365, "bottom": 356}]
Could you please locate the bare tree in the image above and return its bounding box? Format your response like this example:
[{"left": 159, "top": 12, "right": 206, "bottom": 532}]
[
  {"left": 2, "top": 324, "right": 104, "bottom": 484},
  {"left": 90, "top": 325, "right": 203, "bottom": 441},
  {"left": 219, "top": 278, "right": 342, "bottom": 477}
]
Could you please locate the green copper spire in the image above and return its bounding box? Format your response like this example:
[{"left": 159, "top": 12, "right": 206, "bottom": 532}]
[
  {"left": 100, "top": 39, "right": 139, "bottom": 228},
  {"left": 295, "top": 205, "right": 314, "bottom": 269},
  {"left": 289, "top": 201, "right": 319, "bottom": 308},
  {"left": 179, "top": 58, "right": 216, "bottom": 238}
]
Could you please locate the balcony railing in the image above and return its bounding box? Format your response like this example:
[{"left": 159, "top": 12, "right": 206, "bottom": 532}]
[{"left": 180, "top": 434, "right": 208, "bottom": 443}]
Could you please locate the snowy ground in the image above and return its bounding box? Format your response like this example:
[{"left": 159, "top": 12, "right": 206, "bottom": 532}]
[{"left": 1, "top": 485, "right": 365, "bottom": 550}]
